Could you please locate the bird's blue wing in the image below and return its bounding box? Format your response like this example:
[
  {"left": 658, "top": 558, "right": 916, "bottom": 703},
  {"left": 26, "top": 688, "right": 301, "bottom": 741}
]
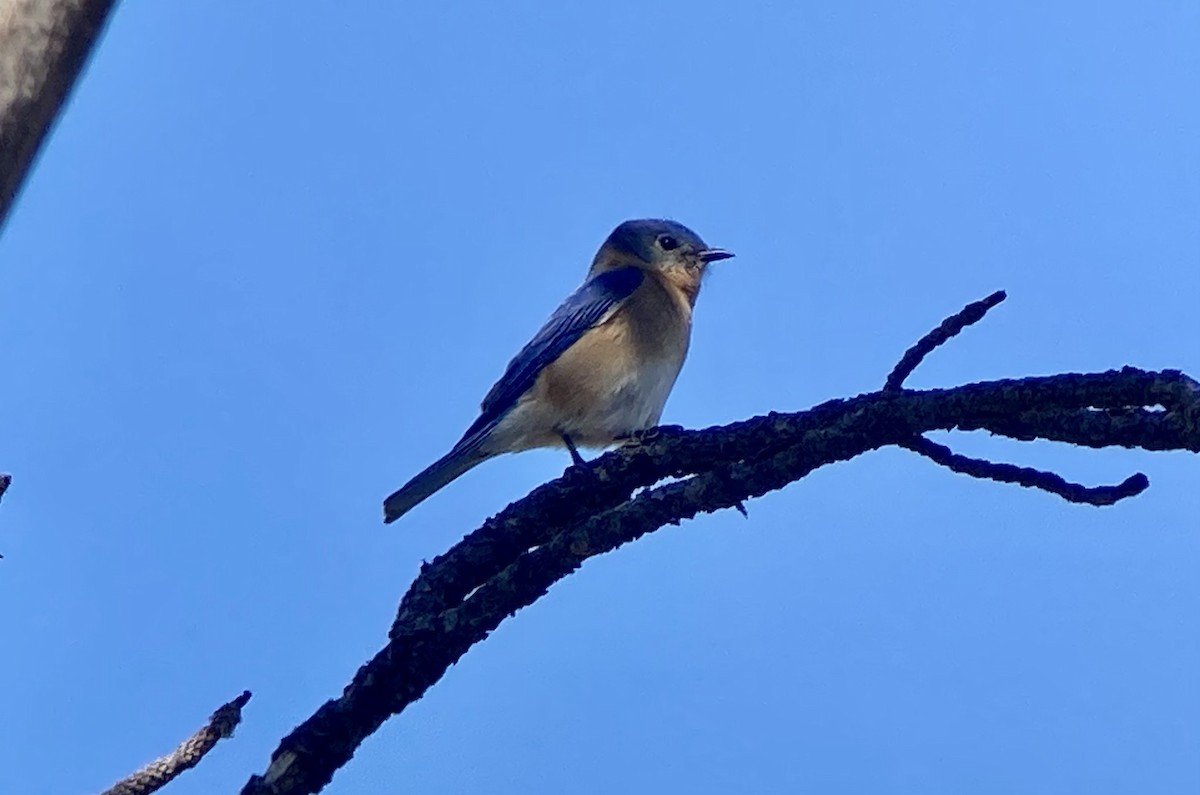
[{"left": 455, "top": 266, "right": 645, "bottom": 448}]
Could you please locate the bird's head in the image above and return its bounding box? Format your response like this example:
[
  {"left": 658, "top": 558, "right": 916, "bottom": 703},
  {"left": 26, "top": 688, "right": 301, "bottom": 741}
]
[{"left": 591, "top": 219, "right": 733, "bottom": 302}]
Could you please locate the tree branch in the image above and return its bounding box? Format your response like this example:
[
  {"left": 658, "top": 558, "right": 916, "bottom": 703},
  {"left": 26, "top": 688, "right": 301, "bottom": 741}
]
[
  {"left": 98, "top": 690, "right": 251, "bottom": 795},
  {"left": 0, "top": 0, "right": 117, "bottom": 231},
  {"left": 899, "top": 435, "right": 1149, "bottom": 505},
  {"left": 887, "top": 290, "right": 1159, "bottom": 505},
  {"left": 239, "top": 297, "right": 1200, "bottom": 795},
  {"left": 885, "top": 289, "right": 1007, "bottom": 390}
]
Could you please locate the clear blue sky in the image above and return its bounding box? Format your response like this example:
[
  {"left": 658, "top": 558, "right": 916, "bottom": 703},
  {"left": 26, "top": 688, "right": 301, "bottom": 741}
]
[{"left": 1, "top": 3, "right": 1197, "bottom": 793}]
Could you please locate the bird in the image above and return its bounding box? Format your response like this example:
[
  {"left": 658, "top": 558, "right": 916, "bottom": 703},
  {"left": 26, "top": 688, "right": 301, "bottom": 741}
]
[{"left": 383, "top": 218, "right": 733, "bottom": 523}]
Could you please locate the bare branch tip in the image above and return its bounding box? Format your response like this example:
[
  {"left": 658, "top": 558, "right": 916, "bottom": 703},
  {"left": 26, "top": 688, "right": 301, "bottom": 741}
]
[
  {"left": 885, "top": 289, "right": 1009, "bottom": 391},
  {"left": 211, "top": 690, "right": 253, "bottom": 736},
  {"left": 903, "top": 435, "right": 1152, "bottom": 507},
  {"left": 99, "top": 690, "right": 254, "bottom": 795}
]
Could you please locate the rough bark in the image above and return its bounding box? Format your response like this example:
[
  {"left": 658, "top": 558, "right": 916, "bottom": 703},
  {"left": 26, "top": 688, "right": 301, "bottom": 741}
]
[
  {"left": 99, "top": 691, "right": 251, "bottom": 795},
  {"left": 0, "top": 0, "right": 117, "bottom": 230}
]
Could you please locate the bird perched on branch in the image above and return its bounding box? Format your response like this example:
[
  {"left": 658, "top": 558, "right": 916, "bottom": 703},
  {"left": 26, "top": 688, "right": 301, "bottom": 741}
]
[{"left": 383, "top": 218, "right": 734, "bottom": 523}]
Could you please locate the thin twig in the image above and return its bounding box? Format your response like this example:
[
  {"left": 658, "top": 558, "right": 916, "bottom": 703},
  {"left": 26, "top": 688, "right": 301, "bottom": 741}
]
[
  {"left": 900, "top": 436, "right": 1149, "bottom": 505},
  {"left": 885, "top": 290, "right": 1007, "bottom": 390},
  {"left": 99, "top": 691, "right": 252, "bottom": 795}
]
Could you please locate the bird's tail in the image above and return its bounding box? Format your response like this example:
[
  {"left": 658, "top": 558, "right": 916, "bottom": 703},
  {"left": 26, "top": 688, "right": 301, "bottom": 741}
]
[{"left": 383, "top": 442, "right": 494, "bottom": 524}]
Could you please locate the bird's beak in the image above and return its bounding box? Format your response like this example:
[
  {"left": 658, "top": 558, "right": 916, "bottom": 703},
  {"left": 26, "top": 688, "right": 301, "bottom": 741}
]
[{"left": 698, "top": 248, "right": 735, "bottom": 263}]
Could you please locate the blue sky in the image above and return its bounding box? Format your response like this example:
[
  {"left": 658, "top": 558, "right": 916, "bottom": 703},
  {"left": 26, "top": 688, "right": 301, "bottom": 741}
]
[{"left": 1, "top": 3, "right": 1197, "bottom": 793}]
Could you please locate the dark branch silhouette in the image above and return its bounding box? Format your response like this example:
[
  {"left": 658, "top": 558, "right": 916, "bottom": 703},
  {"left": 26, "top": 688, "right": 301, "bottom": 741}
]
[
  {"left": 0, "top": 0, "right": 117, "bottom": 231},
  {"left": 882, "top": 286, "right": 1150, "bottom": 505},
  {"left": 98, "top": 691, "right": 251, "bottom": 795},
  {"left": 899, "top": 435, "right": 1150, "bottom": 505},
  {"left": 885, "top": 289, "right": 1007, "bottom": 390},
  {"left": 236, "top": 294, "right": 1200, "bottom": 795}
]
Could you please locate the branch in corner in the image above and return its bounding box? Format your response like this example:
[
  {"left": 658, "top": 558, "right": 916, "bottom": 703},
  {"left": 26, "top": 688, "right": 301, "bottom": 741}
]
[{"left": 99, "top": 691, "right": 252, "bottom": 795}]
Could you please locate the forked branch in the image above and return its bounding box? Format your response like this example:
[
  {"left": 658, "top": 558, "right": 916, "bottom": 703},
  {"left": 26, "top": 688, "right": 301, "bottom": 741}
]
[{"left": 237, "top": 293, "right": 1199, "bottom": 795}]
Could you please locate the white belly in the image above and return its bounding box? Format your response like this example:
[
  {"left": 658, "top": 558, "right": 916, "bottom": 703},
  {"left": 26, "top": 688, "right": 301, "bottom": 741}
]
[
  {"left": 581, "top": 354, "right": 681, "bottom": 437},
  {"left": 487, "top": 352, "right": 685, "bottom": 452}
]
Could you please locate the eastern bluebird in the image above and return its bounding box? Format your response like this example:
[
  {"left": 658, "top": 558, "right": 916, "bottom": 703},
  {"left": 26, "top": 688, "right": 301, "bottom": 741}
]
[{"left": 383, "top": 218, "right": 733, "bottom": 523}]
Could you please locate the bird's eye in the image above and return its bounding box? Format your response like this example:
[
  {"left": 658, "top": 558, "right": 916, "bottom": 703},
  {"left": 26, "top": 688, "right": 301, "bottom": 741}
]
[{"left": 657, "top": 234, "right": 680, "bottom": 251}]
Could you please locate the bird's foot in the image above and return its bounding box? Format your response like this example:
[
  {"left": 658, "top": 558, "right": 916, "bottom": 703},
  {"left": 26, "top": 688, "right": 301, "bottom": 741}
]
[{"left": 559, "top": 432, "right": 589, "bottom": 468}]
